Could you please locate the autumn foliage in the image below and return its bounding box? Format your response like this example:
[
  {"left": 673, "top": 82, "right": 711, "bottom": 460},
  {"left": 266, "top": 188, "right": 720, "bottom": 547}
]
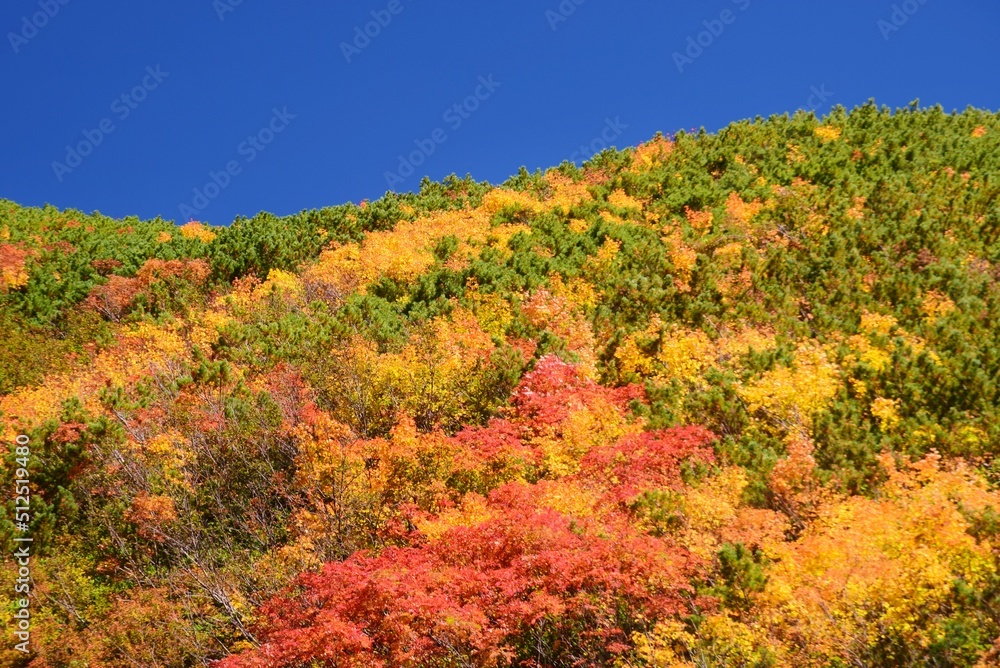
[{"left": 4, "top": 104, "right": 1000, "bottom": 667}]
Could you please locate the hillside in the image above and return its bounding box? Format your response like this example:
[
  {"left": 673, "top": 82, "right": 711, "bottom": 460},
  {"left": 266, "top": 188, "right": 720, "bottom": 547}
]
[{"left": 3, "top": 102, "right": 1000, "bottom": 667}]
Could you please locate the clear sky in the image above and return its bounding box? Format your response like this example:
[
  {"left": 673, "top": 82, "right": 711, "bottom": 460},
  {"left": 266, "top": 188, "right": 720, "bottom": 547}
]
[{"left": 1, "top": 1, "right": 998, "bottom": 225}]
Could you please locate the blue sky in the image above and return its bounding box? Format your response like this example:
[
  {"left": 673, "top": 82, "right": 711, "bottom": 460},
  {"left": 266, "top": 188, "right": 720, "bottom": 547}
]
[{"left": 1, "top": 1, "right": 997, "bottom": 225}]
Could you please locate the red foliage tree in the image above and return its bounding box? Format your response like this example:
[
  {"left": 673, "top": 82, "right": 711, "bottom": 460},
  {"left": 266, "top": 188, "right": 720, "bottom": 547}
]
[
  {"left": 580, "top": 426, "right": 717, "bottom": 506},
  {"left": 510, "top": 354, "right": 644, "bottom": 429},
  {"left": 218, "top": 483, "right": 703, "bottom": 668}
]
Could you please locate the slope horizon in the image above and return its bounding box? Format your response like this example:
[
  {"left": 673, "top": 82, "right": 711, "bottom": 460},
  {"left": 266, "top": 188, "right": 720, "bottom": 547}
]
[{"left": 6, "top": 99, "right": 987, "bottom": 227}]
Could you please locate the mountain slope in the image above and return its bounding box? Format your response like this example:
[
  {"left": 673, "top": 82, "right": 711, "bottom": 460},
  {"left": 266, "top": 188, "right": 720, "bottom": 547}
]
[{"left": 2, "top": 102, "right": 1000, "bottom": 667}]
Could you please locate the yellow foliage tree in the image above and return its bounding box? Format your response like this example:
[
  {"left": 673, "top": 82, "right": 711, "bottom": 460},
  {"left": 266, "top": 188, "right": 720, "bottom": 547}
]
[
  {"left": 304, "top": 208, "right": 526, "bottom": 300},
  {"left": 738, "top": 342, "right": 840, "bottom": 433},
  {"left": 630, "top": 135, "right": 673, "bottom": 173},
  {"left": 755, "top": 453, "right": 1000, "bottom": 666}
]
